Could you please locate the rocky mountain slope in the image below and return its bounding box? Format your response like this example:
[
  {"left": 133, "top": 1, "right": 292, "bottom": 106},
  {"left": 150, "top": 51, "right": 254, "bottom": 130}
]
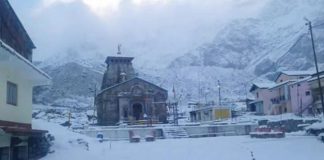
[
  {"left": 33, "top": 62, "right": 102, "bottom": 107},
  {"left": 166, "top": 0, "right": 324, "bottom": 99},
  {"left": 34, "top": 0, "right": 324, "bottom": 107}
]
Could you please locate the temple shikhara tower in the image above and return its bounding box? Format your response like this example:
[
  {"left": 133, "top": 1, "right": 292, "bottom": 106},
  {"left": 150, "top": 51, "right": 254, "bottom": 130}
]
[{"left": 96, "top": 46, "right": 168, "bottom": 126}]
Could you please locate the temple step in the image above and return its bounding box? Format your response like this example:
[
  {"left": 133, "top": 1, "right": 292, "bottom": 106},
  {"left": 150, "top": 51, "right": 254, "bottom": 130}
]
[{"left": 162, "top": 127, "right": 189, "bottom": 139}]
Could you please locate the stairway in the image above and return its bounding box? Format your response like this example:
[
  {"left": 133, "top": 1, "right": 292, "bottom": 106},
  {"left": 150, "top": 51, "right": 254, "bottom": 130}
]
[{"left": 162, "top": 127, "right": 189, "bottom": 139}]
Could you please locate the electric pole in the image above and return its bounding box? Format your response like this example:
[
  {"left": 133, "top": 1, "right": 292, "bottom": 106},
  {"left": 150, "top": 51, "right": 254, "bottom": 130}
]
[
  {"left": 171, "top": 85, "right": 179, "bottom": 126},
  {"left": 93, "top": 84, "right": 97, "bottom": 124},
  {"left": 218, "top": 80, "right": 221, "bottom": 106},
  {"left": 305, "top": 18, "right": 324, "bottom": 115}
]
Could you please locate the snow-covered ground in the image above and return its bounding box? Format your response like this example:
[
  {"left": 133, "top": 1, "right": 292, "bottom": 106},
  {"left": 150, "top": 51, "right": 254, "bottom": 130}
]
[{"left": 33, "top": 119, "right": 324, "bottom": 160}]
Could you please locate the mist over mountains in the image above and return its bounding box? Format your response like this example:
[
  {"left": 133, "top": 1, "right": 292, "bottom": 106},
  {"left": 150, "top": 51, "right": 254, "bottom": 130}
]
[{"left": 34, "top": 0, "right": 324, "bottom": 107}]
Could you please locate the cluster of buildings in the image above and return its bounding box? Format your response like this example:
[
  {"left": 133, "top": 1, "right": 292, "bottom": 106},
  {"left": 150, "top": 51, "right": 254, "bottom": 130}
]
[
  {"left": 0, "top": 0, "right": 51, "bottom": 159},
  {"left": 249, "top": 71, "right": 324, "bottom": 115}
]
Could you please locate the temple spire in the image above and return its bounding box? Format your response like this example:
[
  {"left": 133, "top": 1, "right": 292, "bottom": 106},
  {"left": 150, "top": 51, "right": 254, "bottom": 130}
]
[{"left": 117, "top": 44, "right": 122, "bottom": 55}]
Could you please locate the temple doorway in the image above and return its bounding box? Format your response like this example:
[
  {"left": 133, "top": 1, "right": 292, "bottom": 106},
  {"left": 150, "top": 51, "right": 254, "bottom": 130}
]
[{"left": 133, "top": 103, "right": 143, "bottom": 120}]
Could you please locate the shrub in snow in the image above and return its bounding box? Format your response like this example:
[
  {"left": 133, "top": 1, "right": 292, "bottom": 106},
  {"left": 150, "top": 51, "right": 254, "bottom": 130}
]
[
  {"left": 28, "top": 133, "right": 54, "bottom": 159},
  {"left": 61, "top": 121, "right": 72, "bottom": 127},
  {"left": 318, "top": 133, "right": 324, "bottom": 143},
  {"left": 68, "top": 138, "right": 89, "bottom": 151}
]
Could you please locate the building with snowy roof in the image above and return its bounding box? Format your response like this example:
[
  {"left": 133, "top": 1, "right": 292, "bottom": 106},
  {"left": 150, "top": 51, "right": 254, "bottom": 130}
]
[
  {"left": 249, "top": 70, "right": 317, "bottom": 115},
  {"left": 0, "top": 0, "right": 51, "bottom": 159},
  {"left": 249, "top": 81, "right": 276, "bottom": 114}
]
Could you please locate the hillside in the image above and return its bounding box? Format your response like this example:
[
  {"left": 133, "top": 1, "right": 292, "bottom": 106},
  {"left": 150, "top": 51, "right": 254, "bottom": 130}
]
[{"left": 34, "top": 0, "right": 324, "bottom": 107}]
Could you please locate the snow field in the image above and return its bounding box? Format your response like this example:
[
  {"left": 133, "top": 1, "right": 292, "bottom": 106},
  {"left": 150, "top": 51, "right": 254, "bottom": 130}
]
[{"left": 33, "top": 119, "right": 324, "bottom": 160}]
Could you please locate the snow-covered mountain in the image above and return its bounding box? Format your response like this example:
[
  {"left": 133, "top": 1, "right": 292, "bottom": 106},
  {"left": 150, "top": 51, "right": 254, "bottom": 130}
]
[
  {"left": 171, "top": 0, "right": 324, "bottom": 72},
  {"left": 166, "top": 0, "right": 324, "bottom": 99},
  {"left": 34, "top": 0, "right": 324, "bottom": 107}
]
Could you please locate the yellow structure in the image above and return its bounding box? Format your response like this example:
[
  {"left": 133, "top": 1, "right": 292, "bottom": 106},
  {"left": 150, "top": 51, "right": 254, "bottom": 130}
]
[
  {"left": 189, "top": 104, "right": 232, "bottom": 122},
  {"left": 214, "top": 108, "right": 231, "bottom": 120}
]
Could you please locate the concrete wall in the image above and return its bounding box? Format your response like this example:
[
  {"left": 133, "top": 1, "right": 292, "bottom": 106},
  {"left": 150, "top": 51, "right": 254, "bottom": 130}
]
[
  {"left": 0, "top": 42, "right": 50, "bottom": 125},
  {"left": 269, "top": 84, "right": 292, "bottom": 114},
  {"left": 82, "top": 127, "right": 164, "bottom": 140},
  {"left": 82, "top": 124, "right": 257, "bottom": 140},
  {"left": 290, "top": 81, "right": 313, "bottom": 114},
  {"left": 183, "top": 124, "right": 257, "bottom": 137},
  {"left": 0, "top": 61, "right": 33, "bottom": 124},
  {"left": 254, "top": 88, "right": 274, "bottom": 115},
  {"left": 309, "top": 77, "right": 324, "bottom": 110},
  {"left": 0, "top": 134, "right": 10, "bottom": 147}
]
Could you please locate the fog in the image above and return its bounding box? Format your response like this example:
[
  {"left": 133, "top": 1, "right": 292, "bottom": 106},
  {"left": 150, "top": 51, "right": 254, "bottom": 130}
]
[{"left": 10, "top": 0, "right": 268, "bottom": 68}]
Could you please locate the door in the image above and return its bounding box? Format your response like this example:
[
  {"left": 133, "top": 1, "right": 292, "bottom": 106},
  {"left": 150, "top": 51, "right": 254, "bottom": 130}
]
[{"left": 132, "top": 103, "right": 143, "bottom": 120}]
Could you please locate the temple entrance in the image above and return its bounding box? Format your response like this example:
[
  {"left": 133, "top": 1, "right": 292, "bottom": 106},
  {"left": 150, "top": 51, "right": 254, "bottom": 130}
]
[{"left": 132, "top": 103, "right": 143, "bottom": 120}]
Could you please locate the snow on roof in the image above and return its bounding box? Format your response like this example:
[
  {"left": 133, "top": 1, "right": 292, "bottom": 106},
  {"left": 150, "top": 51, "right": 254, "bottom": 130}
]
[
  {"left": 289, "top": 76, "right": 312, "bottom": 85},
  {"left": 306, "top": 122, "right": 324, "bottom": 130},
  {"left": 307, "top": 74, "right": 324, "bottom": 82},
  {"left": 252, "top": 82, "right": 276, "bottom": 89},
  {"left": 249, "top": 81, "right": 276, "bottom": 92},
  {"left": 269, "top": 80, "right": 296, "bottom": 89},
  {"left": 281, "top": 71, "right": 314, "bottom": 76},
  {"left": 274, "top": 70, "right": 314, "bottom": 82},
  {"left": 98, "top": 77, "right": 167, "bottom": 95},
  {"left": 0, "top": 40, "right": 51, "bottom": 80}
]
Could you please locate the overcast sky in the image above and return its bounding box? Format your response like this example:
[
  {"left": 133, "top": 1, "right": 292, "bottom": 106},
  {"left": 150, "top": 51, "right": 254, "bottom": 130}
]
[{"left": 9, "top": 0, "right": 268, "bottom": 67}]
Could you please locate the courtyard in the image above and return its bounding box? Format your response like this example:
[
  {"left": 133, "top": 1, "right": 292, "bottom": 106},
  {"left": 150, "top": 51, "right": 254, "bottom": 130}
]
[{"left": 34, "top": 119, "right": 324, "bottom": 160}]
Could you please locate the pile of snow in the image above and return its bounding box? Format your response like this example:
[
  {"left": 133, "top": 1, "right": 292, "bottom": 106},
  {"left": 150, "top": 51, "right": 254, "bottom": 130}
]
[{"left": 306, "top": 122, "right": 324, "bottom": 130}]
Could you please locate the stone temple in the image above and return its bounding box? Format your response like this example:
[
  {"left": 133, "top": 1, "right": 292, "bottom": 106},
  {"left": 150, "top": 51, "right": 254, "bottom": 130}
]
[{"left": 96, "top": 51, "right": 168, "bottom": 126}]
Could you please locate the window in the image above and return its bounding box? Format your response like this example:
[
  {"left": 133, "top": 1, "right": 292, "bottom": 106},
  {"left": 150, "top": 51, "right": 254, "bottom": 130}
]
[
  {"left": 306, "top": 91, "right": 311, "bottom": 96},
  {"left": 256, "top": 92, "right": 259, "bottom": 98},
  {"left": 7, "top": 81, "right": 18, "bottom": 106}
]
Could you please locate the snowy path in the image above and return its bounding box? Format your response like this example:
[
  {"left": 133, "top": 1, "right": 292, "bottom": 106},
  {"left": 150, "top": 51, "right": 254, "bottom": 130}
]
[{"left": 33, "top": 119, "right": 324, "bottom": 160}]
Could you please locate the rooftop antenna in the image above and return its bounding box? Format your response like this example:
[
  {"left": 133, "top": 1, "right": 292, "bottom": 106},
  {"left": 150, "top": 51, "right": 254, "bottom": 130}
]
[{"left": 117, "top": 44, "right": 122, "bottom": 55}]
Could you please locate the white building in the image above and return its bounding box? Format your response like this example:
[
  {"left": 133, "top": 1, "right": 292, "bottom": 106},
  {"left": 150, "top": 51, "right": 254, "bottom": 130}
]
[{"left": 0, "top": 0, "right": 51, "bottom": 159}]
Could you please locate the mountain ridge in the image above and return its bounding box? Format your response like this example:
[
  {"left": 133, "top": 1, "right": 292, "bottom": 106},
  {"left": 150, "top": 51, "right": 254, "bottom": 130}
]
[{"left": 34, "top": 0, "right": 324, "bottom": 107}]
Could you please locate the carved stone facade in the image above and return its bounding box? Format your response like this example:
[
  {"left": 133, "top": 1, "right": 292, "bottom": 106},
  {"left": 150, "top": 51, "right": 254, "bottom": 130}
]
[{"left": 96, "top": 56, "right": 168, "bottom": 126}]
